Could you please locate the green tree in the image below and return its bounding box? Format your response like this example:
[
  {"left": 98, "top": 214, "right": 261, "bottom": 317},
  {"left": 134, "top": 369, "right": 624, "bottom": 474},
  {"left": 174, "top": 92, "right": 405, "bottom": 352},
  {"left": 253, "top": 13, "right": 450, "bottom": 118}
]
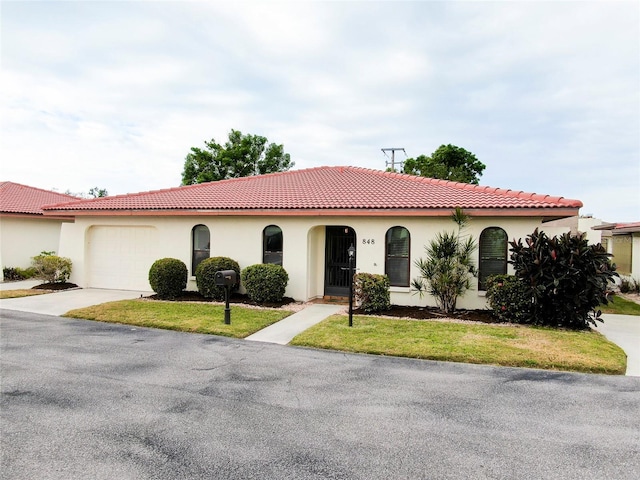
[
  {"left": 88, "top": 187, "right": 108, "bottom": 198},
  {"left": 412, "top": 208, "right": 478, "bottom": 314},
  {"left": 64, "top": 187, "right": 108, "bottom": 198},
  {"left": 402, "top": 144, "right": 486, "bottom": 184},
  {"left": 181, "top": 129, "right": 294, "bottom": 185}
]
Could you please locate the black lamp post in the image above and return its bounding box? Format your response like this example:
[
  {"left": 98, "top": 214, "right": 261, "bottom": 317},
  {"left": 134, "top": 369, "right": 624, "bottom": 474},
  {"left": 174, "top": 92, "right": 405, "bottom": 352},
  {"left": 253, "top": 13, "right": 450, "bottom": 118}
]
[{"left": 347, "top": 243, "right": 355, "bottom": 327}]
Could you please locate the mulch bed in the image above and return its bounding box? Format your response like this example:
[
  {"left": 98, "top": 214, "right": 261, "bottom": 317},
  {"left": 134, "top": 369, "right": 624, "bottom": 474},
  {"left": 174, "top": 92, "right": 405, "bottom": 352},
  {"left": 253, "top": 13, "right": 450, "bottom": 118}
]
[
  {"left": 146, "top": 290, "right": 297, "bottom": 309},
  {"left": 27, "top": 283, "right": 496, "bottom": 323},
  {"left": 354, "top": 305, "right": 497, "bottom": 323},
  {"left": 147, "top": 290, "right": 496, "bottom": 323},
  {"left": 32, "top": 282, "right": 79, "bottom": 291}
]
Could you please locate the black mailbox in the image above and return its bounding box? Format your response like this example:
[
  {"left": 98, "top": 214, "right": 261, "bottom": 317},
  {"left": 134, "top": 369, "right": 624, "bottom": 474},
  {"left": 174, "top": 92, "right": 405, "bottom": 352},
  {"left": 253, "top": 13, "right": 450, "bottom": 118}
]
[{"left": 214, "top": 270, "right": 237, "bottom": 287}]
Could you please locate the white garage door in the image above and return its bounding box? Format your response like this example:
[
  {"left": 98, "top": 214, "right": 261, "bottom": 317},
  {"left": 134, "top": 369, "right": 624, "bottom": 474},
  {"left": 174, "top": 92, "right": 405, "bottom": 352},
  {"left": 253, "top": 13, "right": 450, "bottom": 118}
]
[{"left": 87, "top": 226, "right": 158, "bottom": 290}]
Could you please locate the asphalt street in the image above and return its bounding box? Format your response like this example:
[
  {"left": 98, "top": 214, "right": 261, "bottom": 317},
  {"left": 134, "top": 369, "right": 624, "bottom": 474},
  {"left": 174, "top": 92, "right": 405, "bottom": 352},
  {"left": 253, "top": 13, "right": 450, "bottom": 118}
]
[{"left": 1, "top": 310, "right": 639, "bottom": 480}]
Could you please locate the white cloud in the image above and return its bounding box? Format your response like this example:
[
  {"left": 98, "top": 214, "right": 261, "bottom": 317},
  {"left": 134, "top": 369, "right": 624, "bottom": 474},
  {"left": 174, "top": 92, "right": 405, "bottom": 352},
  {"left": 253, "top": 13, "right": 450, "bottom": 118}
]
[{"left": 0, "top": 0, "right": 638, "bottom": 221}]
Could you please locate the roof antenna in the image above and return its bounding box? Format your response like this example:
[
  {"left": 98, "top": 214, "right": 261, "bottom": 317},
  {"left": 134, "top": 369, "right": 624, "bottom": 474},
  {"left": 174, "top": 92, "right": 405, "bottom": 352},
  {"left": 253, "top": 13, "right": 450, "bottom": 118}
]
[{"left": 381, "top": 148, "right": 407, "bottom": 171}]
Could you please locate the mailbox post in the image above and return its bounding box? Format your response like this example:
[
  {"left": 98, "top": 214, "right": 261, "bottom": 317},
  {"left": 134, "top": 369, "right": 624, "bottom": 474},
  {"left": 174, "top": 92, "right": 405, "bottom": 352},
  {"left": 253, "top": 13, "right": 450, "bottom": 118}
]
[
  {"left": 347, "top": 244, "right": 355, "bottom": 327},
  {"left": 214, "top": 270, "right": 237, "bottom": 325}
]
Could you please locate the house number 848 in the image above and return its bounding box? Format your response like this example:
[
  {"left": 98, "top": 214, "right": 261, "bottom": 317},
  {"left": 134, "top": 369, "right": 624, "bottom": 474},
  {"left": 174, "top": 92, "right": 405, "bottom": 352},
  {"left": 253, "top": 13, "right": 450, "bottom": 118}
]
[{"left": 362, "top": 239, "right": 375, "bottom": 245}]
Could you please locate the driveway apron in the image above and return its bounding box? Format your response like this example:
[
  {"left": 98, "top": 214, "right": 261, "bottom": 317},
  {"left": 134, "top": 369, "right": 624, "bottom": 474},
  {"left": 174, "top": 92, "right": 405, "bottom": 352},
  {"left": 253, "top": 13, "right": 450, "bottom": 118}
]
[{"left": 0, "top": 288, "right": 150, "bottom": 316}]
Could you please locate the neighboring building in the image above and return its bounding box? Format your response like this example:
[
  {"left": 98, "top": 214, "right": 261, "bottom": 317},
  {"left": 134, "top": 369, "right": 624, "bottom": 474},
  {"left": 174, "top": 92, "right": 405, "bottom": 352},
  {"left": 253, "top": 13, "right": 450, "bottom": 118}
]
[
  {"left": 593, "top": 222, "right": 640, "bottom": 277},
  {"left": 544, "top": 215, "right": 605, "bottom": 245},
  {"left": 0, "top": 182, "right": 78, "bottom": 279},
  {"left": 42, "top": 166, "right": 582, "bottom": 309}
]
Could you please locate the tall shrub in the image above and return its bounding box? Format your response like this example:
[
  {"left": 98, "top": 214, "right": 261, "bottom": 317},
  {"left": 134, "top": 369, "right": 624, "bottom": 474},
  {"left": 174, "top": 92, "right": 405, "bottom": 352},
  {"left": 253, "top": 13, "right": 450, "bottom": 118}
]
[
  {"left": 509, "top": 229, "right": 617, "bottom": 329},
  {"left": 241, "top": 264, "right": 289, "bottom": 303},
  {"left": 412, "top": 208, "right": 477, "bottom": 314},
  {"left": 195, "top": 256, "right": 240, "bottom": 300},
  {"left": 148, "top": 258, "right": 187, "bottom": 299},
  {"left": 354, "top": 273, "right": 391, "bottom": 313},
  {"left": 31, "top": 251, "right": 72, "bottom": 283}
]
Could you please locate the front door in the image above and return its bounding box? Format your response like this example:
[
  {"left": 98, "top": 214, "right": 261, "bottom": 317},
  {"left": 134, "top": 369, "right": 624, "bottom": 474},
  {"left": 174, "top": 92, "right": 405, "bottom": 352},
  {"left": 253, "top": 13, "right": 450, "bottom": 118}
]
[{"left": 324, "top": 226, "right": 356, "bottom": 297}]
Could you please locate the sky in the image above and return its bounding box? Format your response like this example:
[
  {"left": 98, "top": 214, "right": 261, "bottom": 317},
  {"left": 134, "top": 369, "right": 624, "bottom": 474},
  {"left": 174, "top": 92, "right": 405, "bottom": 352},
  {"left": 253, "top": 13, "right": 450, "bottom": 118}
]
[{"left": 1, "top": 0, "right": 638, "bottom": 222}]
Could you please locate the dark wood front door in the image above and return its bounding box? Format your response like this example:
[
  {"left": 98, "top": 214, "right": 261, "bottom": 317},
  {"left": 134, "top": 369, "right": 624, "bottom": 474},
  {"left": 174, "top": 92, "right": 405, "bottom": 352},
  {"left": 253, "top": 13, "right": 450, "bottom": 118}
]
[{"left": 324, "top": 226, "right": 356, "bottom": 297}]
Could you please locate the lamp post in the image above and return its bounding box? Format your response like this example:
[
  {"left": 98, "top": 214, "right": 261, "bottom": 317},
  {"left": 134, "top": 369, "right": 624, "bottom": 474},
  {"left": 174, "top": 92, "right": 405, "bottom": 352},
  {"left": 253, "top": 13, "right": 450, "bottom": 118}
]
[{"left": 347, "top": 243, "right": 355, "bottom": 327}]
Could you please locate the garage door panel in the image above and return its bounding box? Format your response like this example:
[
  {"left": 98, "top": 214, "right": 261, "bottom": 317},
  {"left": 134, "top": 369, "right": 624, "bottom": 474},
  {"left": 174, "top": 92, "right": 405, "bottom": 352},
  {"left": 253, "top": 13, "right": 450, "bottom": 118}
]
[{"left": 88, "top": 226, "right": 158, "bottom": 290}]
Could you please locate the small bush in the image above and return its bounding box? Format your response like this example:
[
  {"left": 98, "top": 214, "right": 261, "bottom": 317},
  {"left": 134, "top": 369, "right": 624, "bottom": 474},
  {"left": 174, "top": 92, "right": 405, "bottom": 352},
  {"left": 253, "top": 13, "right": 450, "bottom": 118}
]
[
  {"left": 19, "top": 267, "right": 37, "bottom": 279},
  {"left": 354, "top": 273, "right": 391, "bottom": 313},
  {"left": 31, "top": 252, "right": 72, "bottom": 283},
  {"left": 2, "top": 267, "right": 35, "bottom": 281},
  {"left": 241, "top": 264, "right": 289, "bottom": 303},
  {"left": 148, "top": 258, "right": 188, "bottom": 299},
  {"left": 3, "top": 267, "right": 21, "bottom": 281},
  {"left": 619, "top": 276, "right": 640, "bottom": 294},
  {"left": 485, "top": 275, "right": 532, "bottom": 324},
  {"left": 195, "top": 256, "right": 240, "bottom": 300}
]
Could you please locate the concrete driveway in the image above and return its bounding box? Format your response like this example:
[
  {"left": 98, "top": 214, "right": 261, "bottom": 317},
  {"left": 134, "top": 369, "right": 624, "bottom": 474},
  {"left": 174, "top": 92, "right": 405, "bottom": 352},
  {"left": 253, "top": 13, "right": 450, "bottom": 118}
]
[
  {"left": 1, "top": 310, "right": 639, "bottom": 480},
  {"left": 0, "top": 285, "right": 150, "bottom": 316}
]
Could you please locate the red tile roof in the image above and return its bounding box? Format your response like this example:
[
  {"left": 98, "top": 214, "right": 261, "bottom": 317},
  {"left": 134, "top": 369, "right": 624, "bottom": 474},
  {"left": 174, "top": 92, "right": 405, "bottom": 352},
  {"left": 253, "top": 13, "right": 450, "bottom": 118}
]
[
  {"left": 0, "top": 181, "right": 79, "bottom": 215},
  {"left": 593, "top": 222, "right": 640, "bottom": 233},
  {"left": 41, "top": 166, "right": 583, "bottom": 216}
]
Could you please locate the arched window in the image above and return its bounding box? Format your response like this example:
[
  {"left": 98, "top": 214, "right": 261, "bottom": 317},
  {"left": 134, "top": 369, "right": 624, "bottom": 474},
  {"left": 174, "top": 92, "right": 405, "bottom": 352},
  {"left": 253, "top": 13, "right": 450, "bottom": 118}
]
[
  {"left": 385, "top": 226, "right": 410, "bottom": 287},
  {"left": 478, "top": 227, "right": 508, "bottom": 290},
  {"left": 263, "top": 225, "right": 283, "bottom": 265},
  {"left": 192, "top": 225, "right": 210, "bottom": 274}
]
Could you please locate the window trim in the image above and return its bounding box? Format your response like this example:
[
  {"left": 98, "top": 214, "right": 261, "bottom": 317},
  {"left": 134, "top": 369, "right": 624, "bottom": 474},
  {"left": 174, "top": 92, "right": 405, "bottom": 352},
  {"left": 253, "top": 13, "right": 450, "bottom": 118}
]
[
  {"left": 385, "top": 226, "right": 411, "bottom": 287},
  {"left": 478, "top": 226, "right": 508, "bottom": 291},
  {"left": 262, "top": 224, "right": 283, "bottom": 265},
  {"left": 191, "top": 224, "right": 210, "bottom": 275}
]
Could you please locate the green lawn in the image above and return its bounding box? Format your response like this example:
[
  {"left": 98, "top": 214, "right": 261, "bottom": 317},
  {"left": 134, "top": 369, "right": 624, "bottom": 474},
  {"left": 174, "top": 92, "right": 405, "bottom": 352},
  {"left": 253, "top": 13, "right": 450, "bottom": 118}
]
[
  {"left": 61, "top": 296, "right": 629, "bottom": 375},
  {"left": 600, "top": 295, "right": 640, "bottom": 316},
  {"left": 290, "top": 315, "right": 627, "bottom": 375},
  {"left": 0, "top": 289, "right": 51, "bottom": 299},
  {"left": 64, "top": 299, "right": 292, "bottom": 338}
]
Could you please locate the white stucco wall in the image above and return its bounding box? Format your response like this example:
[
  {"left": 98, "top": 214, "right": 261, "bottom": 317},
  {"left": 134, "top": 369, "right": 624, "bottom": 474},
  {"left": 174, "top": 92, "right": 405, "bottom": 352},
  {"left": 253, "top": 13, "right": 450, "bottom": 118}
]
[
  {"left": 578, "top": 217, "right": 604, "bottom": 245},
  {"left": 542, "top": 215, "right": 605, "bottom": 245},
  {"left": 0, "top": 216, "right": 70, "bottom": 277},
  {"left": 61, "top": 214, "right": 547, "bottom": 310}
]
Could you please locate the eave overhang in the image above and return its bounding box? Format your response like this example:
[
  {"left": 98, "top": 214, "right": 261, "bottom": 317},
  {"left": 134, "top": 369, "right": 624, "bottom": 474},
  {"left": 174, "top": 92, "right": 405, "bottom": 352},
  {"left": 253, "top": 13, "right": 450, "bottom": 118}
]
[
  {"left": 1, "top": 212, "right": 75, "bottom": 221},
  {"left": 41, "top": 206, "right": 581, "bottom": 220}
]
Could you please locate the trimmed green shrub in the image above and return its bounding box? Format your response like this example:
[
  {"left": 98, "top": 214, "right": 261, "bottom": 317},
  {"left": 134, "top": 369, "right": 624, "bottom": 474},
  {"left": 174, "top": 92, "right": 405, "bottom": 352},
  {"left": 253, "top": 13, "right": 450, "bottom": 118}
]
[
  {"left": 31, "top": 252, "right": 72, "bottom": 283},
  {"left": 4, "top": 266, "right": 38, "bottom": 280},
  {"left": 195, "top": 256, "right": 240, "bottom": 300},
  {"left": 241, "top": 264, "right": 289, "bottom": 303},
  {"left": 510, "top": 229, "right": 617, "bottom": 329},
  {"left": 19, "top": 267, "right": 37, "bottom": 279},
  {"left": 619, "top": 276, "right": 640, "bottom": 294},
  {"left": 148, "top": 258, "right": 188, "bottom": 299},
  {"left": 485, "top": 275, "right": 532, "bottom": 324},
  {"left": 354, "top": 273, "right": 391, "bottom": 313},
  {"left": 2, "top": 267, "right": 20, "bottom": 281}
]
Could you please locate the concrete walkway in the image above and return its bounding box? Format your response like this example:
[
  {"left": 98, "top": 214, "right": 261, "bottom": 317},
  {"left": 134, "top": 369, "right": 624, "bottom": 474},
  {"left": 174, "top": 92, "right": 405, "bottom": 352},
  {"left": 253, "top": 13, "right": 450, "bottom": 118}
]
[
  {"left": 598, "top": 314, "right": 640, "bottom": 376},
  {"left": 246, "top": 304, "right": 343, "bottom": 345}
]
